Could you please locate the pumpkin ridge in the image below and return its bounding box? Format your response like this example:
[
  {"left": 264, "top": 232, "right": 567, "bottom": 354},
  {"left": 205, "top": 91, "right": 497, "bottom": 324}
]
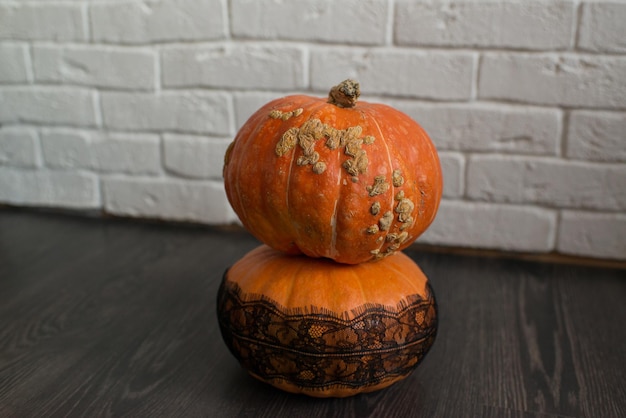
[
  {"left": 229, "top": 96, "right": 290, "bottom": 237},
  {"left": 367, "top": 111, "right": 395, "bottom": 257},
  {"left": 350, "top": 266, "right": 369, "bottom": 310},
  {"left": 283, "top": 123, "right": 297, "bottom": 231},
  {"left": 281, "top": 97, "right": 324, "bottom": 249},
  {"left": 424, "top": 125, "right": 443, "bottom": 225},
  {"left": 286, "top": 101, "right": 329, "bottom": 256},
  {"left": 386, "top": 260, "right": 428, "bottom": 295},
  {"left": 328, "top": 117, "right": 355, "bottom": 259},
  {"left": 281, "top": 260, "right": 307, "bottom": 313},
  {"left": 329, "top": 197, "right": 340, "bottom": 259},
  {"left": 231, "top": 106, "right": 270, "bottom": 235}
]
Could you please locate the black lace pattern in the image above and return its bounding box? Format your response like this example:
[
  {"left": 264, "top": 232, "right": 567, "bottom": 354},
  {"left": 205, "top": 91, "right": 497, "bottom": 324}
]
[{"left": 217, "top": 270, "right": 438, "bottom": 394}]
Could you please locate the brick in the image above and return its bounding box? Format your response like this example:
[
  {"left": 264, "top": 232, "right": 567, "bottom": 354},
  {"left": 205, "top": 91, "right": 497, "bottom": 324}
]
[
  {"left": 479, "top": 53, "right": 626, "bottom": 108},
  {"left": 233, "top": 91, "right": 287, "bottom": 130},
  {"left": 438, "top": 152, "right": 464, "bottom": 199},
  {"left": 163, "top": 134, "right": 231, "bottom": 179},
  {"left": 558, "top": 211, "right": 626, "bottom": 260},
  {"left": 231, "top": 0, "right": 388, "bottom": 45},
  {"left": 0, "top": 87, "right": 97, "bottom": 127},
  {"left": 390, "top": 101, "right": 561, "bottom": 155},
  {"left": 41, "top": 129, "right": 90, "bottom": 169},
  {"left": 567, "top": 111, "right": 626, "bottom": 162},
  {"left": 91, "top": 0, "right": 225, "bottom": 44},
  {"left": 162, "top": 45, "right": 305, "bottom": 90},
  {"left": 0, "top": 3, "right": 85, "bottom": 41},
  {"left": 0, "top": 44, "right": 29, "bottom": 83},
  {"left": 33, "top": 45, "right": 155, "bottom": 90},
  {"left": 418, "top": 200, "right": 557, "bottom": 252},
  {"left": 101, "top": 92, "right": 232, "bottom": 135},
  {"left": 578, "top": 1, "right": 626, "bottom": 53},
  {"left": 41, "top": 129, "right": 161, "bottom": 175},
  {"left": 0, "top": 127, "right": 40, "bottom": 168},
  {"left": 103, "top": 177, "right": 236, "bottom": 224},
  {"left": 467, "top": 155, "right": 626, "bottom": 211},
  {"left": 93, "top": 133, "right": 161, "bottom": 175},
  {"left": 396, "top": 0, "right": 575, "bottom": 49},
  {"left": 0, "top": 167, "right": 100, "bottom": 209},
  {"left": 311, "top": 48, "right": 475, "bottom": 100}
]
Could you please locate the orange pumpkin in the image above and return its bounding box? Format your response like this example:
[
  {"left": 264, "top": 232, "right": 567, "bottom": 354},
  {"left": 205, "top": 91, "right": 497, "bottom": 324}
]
[
  {"left": 223, "top": 80, "right": 442, "bottom": 264},
  {"left": 217, "top": 245, "right": 438, "bottom": 398}
]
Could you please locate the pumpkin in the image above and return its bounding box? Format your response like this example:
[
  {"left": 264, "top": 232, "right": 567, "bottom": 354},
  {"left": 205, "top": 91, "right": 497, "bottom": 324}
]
[
  {"left": 223, "top": 80, "right": 442, "bottom": 264},
  {"left": 217, "top": 245, "right": 438, "bottom": 398}
]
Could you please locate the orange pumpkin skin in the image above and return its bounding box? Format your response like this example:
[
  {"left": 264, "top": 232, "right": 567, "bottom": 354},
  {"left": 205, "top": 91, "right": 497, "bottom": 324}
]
[
  {"left": 223, "top": 80, "right": 442, "bottom": 264},
  {"left": 217, "top": 245, "right": 438, "bottom": 398}
]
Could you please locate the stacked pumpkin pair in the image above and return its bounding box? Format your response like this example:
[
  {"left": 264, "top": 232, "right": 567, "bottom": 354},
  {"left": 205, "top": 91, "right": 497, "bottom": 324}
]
[{"left": 217, "top": 80, "right": 443, "bottom": 397}]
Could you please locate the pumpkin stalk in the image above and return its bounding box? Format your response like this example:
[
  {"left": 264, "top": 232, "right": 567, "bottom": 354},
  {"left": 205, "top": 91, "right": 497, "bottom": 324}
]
[{"left": 328, "top": 79, "right": 360, "bottom": 108}]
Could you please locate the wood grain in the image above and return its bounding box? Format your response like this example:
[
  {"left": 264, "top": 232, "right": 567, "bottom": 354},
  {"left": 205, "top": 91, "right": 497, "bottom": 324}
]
[{"left": 0, "top": 209, "right": 624, "bottom": 417}]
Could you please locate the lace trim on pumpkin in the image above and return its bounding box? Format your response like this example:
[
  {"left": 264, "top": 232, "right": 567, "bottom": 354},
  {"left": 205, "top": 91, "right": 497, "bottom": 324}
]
[{"left": 217, "top": 273, "right": 438, "bottom": 392}]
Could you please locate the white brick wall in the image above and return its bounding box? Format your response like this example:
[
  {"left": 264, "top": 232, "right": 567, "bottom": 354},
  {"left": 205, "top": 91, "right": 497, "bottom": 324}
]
[
  {"left": 311, "top": 48, "right": 476, "bottom": 100},
  {"left": 389, "top": 101, "right": 562, "bottom": 155},
  {"left": 0, "top": 127, "right": 40, "bottom": 168},
  {"left": 0, "top": 0, "right": 624, "bottom": 261},
  {"left": 231, "top": 0, "right": 389, "bottom": 45},
  {"left": 558, "top": 211, "right": 626, "bottom": 259},
  {"left": 467, "top": 155, "right": 626, "bottom": 211},
  {"left": 0, "top": 87, "right": 97, "bottom": 127},
  {"left": 420, "top": 200, "right": 557, "bottom": 253},
  {"left": 479, "top": 53, "right": 626, "bottom": 108},
  {"left": 578, "top": 1, "right": 626, "bottom": 53},
  {"left": 90, "top": 0, "right": 226, "bottom": 44},
  {"left": 0, "top": 44, "right": 29, "bottom": 83},
  {"left": 567, "top": 111, "right": 626, "bottom": 162},
  {"left": 163, "top": 134, "right": 231, "bottom": 179},
  {"left": 0, "top": 3, "right": 86, "bottom": 42},
  {"left": 162, "top": 44, "right": 306, "bottom": 90},
  {"left": 41, "top": 129, "right": 161, "bottom": 175},
  {"left": 438, "top": 152, "right": 465, "bottom": 199},
  {"left": 33, "top": 45, "right": 156, "bottom": 91},
  {"left": 100, "top": 91, "right": 232, "bottom": 135},
  {"left": 395, "top": 0, "right": 575, "bottom": 49},
  {"left": 103, "top": 177, "right": 236, "bottom": 224},
  {"left": 0, "top": 167, "right": 99, "bottom": 209}
]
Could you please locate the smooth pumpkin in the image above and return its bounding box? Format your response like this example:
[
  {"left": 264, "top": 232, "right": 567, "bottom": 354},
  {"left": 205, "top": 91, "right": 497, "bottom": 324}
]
[
  {"left": 217, "top": 245, "right": 438, "bottom": 398},
  {"left": 223, "top": 80, "right": 442, "bottom": 264}
]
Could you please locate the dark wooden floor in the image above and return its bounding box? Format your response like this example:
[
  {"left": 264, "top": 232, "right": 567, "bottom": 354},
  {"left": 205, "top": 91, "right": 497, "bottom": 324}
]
[{"left": 0, "top": 209, "right": 624, "bottom": 418}]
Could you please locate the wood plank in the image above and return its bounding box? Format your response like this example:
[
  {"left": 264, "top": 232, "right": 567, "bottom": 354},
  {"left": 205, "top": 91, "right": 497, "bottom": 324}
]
[{"left": 0, "top": 209, "right": 624, "bottom": 417}]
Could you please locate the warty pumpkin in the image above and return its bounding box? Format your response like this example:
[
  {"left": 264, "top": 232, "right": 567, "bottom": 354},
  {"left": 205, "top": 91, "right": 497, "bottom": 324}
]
[
  {"left": 223, "top": 80, "right": 443, "bottom": 264},
  {"left": 217, "top": 245, "right": 438, "bottom": 398}
]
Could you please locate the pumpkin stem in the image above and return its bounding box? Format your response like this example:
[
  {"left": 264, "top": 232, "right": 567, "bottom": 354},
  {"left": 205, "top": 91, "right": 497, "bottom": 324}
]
[{"left": 328, "top": 79, "right": 360, "bottom": 108}]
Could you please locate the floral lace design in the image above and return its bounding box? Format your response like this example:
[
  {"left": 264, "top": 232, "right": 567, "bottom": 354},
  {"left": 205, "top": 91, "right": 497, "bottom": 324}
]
[{"left": 217, "top": 274, "right": 438, "bottom": 392}]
